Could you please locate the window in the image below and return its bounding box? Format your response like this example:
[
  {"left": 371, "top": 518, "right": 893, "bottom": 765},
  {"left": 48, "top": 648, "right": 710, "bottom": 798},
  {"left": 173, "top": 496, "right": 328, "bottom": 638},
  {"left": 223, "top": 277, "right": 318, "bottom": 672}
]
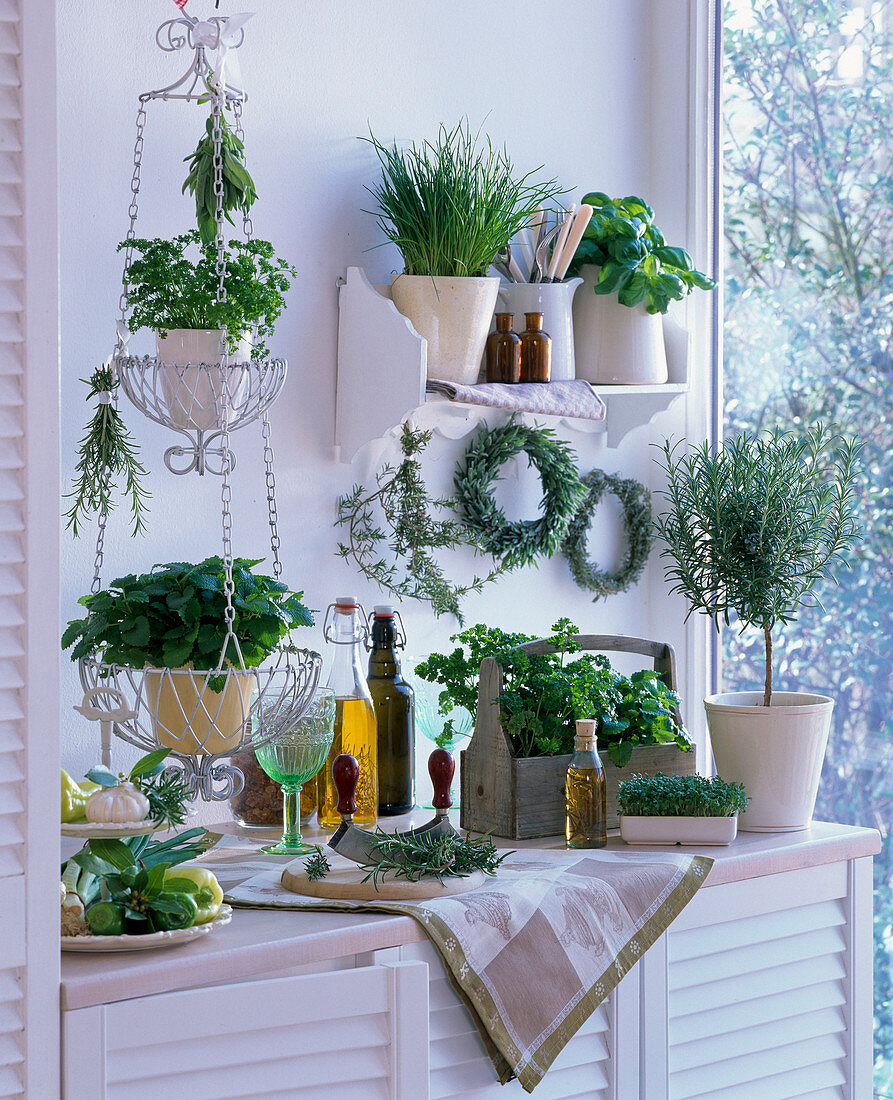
[{"left": 722, "top": 1, "right": 892, "bottom": 1089}]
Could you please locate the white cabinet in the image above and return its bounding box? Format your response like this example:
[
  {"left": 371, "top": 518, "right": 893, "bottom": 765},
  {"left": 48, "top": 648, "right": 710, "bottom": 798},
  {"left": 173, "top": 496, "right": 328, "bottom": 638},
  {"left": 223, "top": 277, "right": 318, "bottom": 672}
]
[
  {"left": 62, "top": 961, "right": 429, "bottom": 1100},
  {"left": 60, "top": 828, "right": 877, "bottom": 1099}
]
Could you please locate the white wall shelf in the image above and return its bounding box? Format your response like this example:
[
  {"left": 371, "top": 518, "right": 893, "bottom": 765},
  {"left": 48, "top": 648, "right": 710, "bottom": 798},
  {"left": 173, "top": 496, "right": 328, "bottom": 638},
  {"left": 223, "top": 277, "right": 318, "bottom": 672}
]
[{"left": 335, "top": 266, "right": 690, "bottom": 460}]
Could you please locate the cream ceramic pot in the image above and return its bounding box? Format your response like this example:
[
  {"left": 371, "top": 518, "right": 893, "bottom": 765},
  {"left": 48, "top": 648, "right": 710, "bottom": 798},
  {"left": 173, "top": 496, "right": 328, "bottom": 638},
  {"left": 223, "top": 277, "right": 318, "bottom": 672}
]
[
  {"left": 572, "top": 265, "right": 668, "bottom": 385},
  {"left": 704, "top": 691, "right": 833, "bottom": 833},
  {"left": 390, "top": 274, "right": 500, "bottom": 386},
  {"left": 144, "top": 667, "right": 256, "bottom": 756},
  {"left": 495, "top": 278, "right": 583, "bottom": 381},
  {"left": 156, "top": 329, "right": 253, "bottom": 431}
]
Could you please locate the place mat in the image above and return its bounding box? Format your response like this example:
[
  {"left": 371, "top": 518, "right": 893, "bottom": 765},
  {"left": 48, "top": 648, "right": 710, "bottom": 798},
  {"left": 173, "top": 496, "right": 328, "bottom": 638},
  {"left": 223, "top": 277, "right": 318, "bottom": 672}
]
[
  {"left": 426, "top": 379, "right": 607, "bottom": 421},
  {"left": 220, "top": 847, "right": 713, "bottom": 1092}
]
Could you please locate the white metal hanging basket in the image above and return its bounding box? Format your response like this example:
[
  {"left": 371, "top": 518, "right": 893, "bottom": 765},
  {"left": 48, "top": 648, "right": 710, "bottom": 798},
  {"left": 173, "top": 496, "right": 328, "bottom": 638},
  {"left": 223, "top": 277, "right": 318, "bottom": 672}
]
[
  {"left": 79, "top": 646, "right": 322, "bottom": 802},
  {"left": 115, "top": 354, "right": 288, "bottom": 474}
]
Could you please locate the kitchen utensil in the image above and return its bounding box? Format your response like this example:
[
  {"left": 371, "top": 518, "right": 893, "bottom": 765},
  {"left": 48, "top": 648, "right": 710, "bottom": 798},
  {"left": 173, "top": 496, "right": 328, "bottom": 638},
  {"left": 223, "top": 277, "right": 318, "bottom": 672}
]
[
  {"left": 552, "top": 204, "right": 594, "bottom": 283},
  {"left": 531, "top": 224, "right": 561, "bottom": 283},
  {"left": 546, "top": 205, "right": 576, "bottom": 282},
  {"left": 327, "top": 748, "right": 459, "bottom": 867}
]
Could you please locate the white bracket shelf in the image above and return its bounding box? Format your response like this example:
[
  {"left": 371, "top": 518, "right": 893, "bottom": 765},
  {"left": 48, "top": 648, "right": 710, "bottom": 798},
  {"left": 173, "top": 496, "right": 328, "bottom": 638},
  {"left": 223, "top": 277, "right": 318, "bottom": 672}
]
[{"left": 335, "top": 266, "right": 689, "bottom": 460}]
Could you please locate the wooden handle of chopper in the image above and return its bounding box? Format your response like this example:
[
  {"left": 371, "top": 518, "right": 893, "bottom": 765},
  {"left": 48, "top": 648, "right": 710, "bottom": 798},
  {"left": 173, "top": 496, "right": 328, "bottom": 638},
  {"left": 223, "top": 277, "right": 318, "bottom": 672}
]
[
  {"left": 428, "top": 748, "right": 455, "bottom": 810},
  {"left": 333, "top": 754, "right": 359, "bottom": 816}
]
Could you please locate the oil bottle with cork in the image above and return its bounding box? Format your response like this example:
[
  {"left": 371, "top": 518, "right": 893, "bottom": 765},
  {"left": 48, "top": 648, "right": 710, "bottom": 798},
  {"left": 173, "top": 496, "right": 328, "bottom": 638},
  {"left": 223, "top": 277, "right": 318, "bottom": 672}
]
[
  {"left": 316, "top": 597, "right": 378, "bottom": 828},
  {"left": 366, "top": 605, "right": 415, "bottom": 815},
  {"left": 565, "top": 718, "right": 606, "bottom": 848}
]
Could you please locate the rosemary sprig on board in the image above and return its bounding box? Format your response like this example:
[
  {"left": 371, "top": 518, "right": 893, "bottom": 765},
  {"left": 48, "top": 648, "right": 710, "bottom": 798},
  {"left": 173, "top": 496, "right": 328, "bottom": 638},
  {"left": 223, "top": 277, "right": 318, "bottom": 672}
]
[
  {"left": 64, "top": 366, "right": 150, "bottom": 537},
  {"left": 336, "top": 422, "right": 503, "bottom": 622},
  {"left": 359, "top": 829, "right": 510, "bottom": 889},
  {"left": 303, "top": 848, "right": 332, "bottom": 882}
]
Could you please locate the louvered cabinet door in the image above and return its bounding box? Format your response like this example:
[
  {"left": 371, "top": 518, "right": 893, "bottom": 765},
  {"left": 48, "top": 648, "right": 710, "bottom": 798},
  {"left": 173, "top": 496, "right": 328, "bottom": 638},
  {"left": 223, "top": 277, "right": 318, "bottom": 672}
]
[
  {"left": 394, "top": 939, "right": 621, "bottom": 1100},
  {"left": 62, "top": 960, "right": 429, "bottom": 1099},
  {"left": 0, "top": 0, "right": 59, "bottom": 1096},
  {"left": 664, "top": 859, "right": 872, "bottom": 1100}
]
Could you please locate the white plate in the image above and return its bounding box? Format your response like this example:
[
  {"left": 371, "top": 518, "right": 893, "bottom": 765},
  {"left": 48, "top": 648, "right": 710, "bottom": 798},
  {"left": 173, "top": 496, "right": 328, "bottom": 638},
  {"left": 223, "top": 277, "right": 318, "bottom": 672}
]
[
  {"left": 60, "top": 820, "right": 168, "bottom": 839},
  {"left": 61, "top": 905, "right": 233, "bottom": 952}
]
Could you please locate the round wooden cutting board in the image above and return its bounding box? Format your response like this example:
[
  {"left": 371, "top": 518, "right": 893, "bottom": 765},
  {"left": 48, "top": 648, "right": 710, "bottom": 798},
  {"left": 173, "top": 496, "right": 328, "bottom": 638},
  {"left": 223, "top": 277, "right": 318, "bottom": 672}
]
[{"left": 280, "top": 847, "right": 487, "bottom": 901}]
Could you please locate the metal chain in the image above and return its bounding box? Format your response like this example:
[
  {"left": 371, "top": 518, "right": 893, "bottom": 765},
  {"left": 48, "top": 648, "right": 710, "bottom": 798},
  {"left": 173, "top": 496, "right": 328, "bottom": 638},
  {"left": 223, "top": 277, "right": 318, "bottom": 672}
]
[
  {"left": 212, "top": 88, "right": 241, "bottom": 666},
  {"left": 116, "top": 97, "right": 149, "bottom": 342},
  {"left": 261, "top": 410, "right": 282, "bottom": 577},
  {"left": 231, "top": 99, "right": 254, "bottom": 241}
]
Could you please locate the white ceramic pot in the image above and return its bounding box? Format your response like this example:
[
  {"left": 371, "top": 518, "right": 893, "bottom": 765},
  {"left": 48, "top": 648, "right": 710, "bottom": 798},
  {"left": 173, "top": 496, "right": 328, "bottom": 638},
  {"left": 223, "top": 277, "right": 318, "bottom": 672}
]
[
  {"left": 495, "top": 278, "right": 584, "bottom": 381},
  {"left": 704, "top": 691, "right": 834, "bottom": 833},
  {"left": 572, "top": 265, "right": 668, "bottom": 385},
  {"left": 156, "top": 329, "right": 253, "bottom": 430},
  {"left": 620, "top": 814, "right": 738, "bottom": 846},
  {"left": 390, "top": 274, "right": 500, "bottom": 386},
  {"left": 144, "top": 667, "right": 256, "bottom": 756}
]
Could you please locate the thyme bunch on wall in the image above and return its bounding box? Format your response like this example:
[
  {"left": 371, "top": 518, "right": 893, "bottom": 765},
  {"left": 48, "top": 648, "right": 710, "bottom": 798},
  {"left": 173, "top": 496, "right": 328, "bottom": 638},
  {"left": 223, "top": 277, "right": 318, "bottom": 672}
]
[
  {"left": 64, "top": 366, "right": 150, "bottom": 537},
  {"left": 336, "top": 423, "right": 501, "bottom": 621}
]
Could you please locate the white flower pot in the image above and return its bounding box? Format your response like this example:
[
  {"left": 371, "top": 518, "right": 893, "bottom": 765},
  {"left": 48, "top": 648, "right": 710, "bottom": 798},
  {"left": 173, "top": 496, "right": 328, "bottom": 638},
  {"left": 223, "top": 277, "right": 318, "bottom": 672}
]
[
  {"left": 156, "top": 329, "right": 253, "bottom": 431},
  {"left": 144, "top": 667, "right": 256, "bottom": 756},
  {"left": 620, "top": 814, "right": 738, "bottom": 846},
  {"left": 704, "top": 691, "right": 834, "bottom": 833},
  {"left": 572, "top": 264, "right": 668, "bottom": 385},
  {"left": 390, "top": 274, "right": 500, "bottom": 386}
]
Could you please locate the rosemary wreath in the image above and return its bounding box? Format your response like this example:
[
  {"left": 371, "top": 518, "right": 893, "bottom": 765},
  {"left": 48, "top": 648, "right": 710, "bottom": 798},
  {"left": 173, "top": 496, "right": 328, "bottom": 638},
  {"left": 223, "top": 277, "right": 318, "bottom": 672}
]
[
  {"left": 453, "top": 419, "right": 585, "bottom": 571},
  {"left": 561, "top": 468, "right": 653, "bottom": 600}
]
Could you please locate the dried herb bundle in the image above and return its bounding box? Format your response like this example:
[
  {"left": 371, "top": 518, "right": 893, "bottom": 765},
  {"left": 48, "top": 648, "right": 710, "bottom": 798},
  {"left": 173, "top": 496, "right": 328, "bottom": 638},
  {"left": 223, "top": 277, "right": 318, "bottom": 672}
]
[{"left": 336, "top": 422, "right": 502, "bottom": 620}]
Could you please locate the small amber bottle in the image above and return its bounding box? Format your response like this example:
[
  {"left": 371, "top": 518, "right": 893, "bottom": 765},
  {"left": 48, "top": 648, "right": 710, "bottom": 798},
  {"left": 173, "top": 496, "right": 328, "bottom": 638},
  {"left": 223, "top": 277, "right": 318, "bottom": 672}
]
[
  {"left": 566, "top": 719, "right": 607, "bottom": 849},
  {"left": 485, "top": 313, "right": 521, "bottom": 383},
  {"left": 520, "top": 312, "right": 551, "bottom": 382}
]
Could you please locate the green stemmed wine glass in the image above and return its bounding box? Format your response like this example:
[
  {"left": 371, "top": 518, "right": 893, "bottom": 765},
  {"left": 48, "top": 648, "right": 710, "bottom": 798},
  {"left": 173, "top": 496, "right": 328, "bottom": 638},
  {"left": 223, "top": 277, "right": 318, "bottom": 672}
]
[{"left": 254, "top": 687, "right": 336, "bottom": 855}]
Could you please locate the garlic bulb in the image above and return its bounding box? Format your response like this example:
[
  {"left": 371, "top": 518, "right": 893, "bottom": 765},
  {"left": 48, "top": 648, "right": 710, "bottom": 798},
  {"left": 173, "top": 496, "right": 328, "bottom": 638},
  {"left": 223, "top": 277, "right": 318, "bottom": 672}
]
[{"left": 85, "top": 780, "right": 149, "bottom": 824}]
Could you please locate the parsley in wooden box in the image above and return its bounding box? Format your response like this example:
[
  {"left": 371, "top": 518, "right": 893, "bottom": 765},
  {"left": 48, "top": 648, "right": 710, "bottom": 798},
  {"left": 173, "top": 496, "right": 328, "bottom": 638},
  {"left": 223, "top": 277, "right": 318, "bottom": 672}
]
[{"left": 415, "top": 621, "right": 696, "bottom": 840}]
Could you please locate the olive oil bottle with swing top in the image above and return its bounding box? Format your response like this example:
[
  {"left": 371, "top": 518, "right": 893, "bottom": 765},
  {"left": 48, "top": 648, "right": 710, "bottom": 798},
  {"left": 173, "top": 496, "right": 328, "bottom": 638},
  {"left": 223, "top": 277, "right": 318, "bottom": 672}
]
[{"left": 566, "top": 719, "right": 607, "bottom": 848}]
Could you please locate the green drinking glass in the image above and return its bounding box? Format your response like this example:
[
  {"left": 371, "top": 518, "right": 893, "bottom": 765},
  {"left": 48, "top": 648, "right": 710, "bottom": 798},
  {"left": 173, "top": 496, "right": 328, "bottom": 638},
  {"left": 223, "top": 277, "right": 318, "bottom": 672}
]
[{"left": 254, "top": 687, "right": 336, "bottom": 855}]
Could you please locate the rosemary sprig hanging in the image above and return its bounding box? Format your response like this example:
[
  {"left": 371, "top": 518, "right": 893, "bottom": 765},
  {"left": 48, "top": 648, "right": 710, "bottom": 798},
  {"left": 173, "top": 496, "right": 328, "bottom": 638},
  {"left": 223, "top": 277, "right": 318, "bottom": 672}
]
[
  {"left": 359, "top": 828, "right": 511, "bottom": 890},
  {"left": 336, "top": 422, "right": 503, "bottom": 621},
  {"left": 64, "top": 366, "right": 150, "bottom": 537}
]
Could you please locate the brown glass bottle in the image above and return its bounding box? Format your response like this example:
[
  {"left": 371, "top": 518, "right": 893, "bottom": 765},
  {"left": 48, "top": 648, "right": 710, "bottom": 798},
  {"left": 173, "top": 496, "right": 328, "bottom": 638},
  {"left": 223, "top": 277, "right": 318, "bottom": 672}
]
[
  {"left": 520, "top": 312, "right": 552, "bottom": 382},
  {"left": 565, "top": 719, "right": 607, "bottom": 848},
  {"left": 485, "top": 313, "right": 521, "bottom": 383},
  {"left": 367, "top": 606, "right": 415, "bottom": 815}
]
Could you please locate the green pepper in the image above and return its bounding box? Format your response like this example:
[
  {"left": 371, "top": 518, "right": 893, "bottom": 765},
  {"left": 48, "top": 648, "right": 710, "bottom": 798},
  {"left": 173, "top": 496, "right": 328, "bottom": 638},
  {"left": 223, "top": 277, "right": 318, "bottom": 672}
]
[
  {"left": 85, "top": 900, "right": 126, "bottom": 937},
  {"left": 61, "top": 769, "right": 101, "bottom": 823},
  {"left": 149, "top": 891, "right": 198, "bottom": 932}
]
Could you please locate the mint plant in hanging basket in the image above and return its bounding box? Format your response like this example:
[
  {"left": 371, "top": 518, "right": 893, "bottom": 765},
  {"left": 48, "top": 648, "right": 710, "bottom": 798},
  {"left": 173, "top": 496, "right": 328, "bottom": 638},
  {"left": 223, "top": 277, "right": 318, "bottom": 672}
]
[{"left": 62, "top": 556, "right": 314, "bottom": 756}]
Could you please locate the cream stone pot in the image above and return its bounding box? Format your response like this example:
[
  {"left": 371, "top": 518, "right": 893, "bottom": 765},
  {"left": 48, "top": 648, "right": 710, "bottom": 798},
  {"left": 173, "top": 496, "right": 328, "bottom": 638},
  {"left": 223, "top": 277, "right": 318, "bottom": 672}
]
[
  {"left": 572, "top": 264, "right": 668, "bottom": 385},
  {"left": 704, "top": 691, "right": 834, "bottom": 833},
  {"left": 390, "top": 274, "right": 500, "bottom": 385},
  {"left": 156, "top": 329, "right": 253, "bottom": 431},
  {"left": 144, "top": 667, "right": 256, "bottom": 756}
]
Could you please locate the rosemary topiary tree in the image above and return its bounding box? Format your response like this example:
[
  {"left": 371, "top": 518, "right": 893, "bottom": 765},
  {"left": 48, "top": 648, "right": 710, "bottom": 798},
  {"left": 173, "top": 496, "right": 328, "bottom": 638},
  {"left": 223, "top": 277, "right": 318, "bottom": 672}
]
[{"left": 653, "top": 425, "right": 862, "bottom": 706}]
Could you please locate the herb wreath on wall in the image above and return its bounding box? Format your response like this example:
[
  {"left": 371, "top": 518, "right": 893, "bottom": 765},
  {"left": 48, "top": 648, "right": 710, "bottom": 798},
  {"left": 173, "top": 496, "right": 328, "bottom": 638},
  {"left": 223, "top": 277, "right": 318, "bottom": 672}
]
[
  {"left": 561, "top": 468, "right": 653, "bottom": 600},
  {"left": 453, "top": 419, "right": 585, "bottom": 571}
]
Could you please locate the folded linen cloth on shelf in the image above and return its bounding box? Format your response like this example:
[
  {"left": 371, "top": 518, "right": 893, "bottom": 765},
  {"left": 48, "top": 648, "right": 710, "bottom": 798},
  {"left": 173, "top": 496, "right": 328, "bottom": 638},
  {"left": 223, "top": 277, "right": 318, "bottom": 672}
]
[
  {"left": 426, "top": 379, "right": 607, "bottom": 421},
  {"left": 218, "top": 847, "right": 713, "bottom": 1093}
]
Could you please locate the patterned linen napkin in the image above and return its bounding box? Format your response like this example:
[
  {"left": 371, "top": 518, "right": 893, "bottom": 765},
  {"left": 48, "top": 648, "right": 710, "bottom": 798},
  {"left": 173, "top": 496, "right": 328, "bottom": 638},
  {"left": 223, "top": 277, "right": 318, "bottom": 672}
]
[
  {"left": 218, "top": 847, "right": 713, "bottom": 1092},
  {"left": 426, "top": 379, "right": 607, "bottom": 421}
]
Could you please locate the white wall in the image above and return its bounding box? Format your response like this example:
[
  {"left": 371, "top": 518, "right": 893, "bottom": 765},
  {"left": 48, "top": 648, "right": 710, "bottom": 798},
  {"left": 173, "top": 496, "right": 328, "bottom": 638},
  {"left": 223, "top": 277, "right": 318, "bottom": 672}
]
[{"left": 57, "top": 0, "right": 713, "bottom": 809}]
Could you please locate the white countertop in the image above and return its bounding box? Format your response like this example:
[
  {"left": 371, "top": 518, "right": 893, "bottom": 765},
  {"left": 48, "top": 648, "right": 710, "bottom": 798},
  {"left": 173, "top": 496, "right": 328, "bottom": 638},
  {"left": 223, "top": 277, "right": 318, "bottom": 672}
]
[{"left": 60, "top": 815, "right": 880, "bottom": 1012}]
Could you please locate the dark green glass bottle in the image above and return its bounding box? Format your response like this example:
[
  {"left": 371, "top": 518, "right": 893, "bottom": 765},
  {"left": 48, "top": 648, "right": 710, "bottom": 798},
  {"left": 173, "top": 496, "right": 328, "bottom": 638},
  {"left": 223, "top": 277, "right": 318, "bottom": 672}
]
[{"left": 367, "top": 606, "right": 415, "bottom": 815}]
